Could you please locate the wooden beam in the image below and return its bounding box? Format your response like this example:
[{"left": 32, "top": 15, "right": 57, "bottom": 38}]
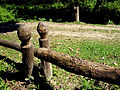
[{"left": 0, "top": 39, "right": 120, "bottom": 85}]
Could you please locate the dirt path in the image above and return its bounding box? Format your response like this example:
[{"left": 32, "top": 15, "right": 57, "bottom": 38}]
[
  {"left": 18, "top": 22, "right": 120, "bottom": 39},
  {"left": 20, "top": 22, "right": 120, "bottom": 30},
  {"left": 46, "top": 22, "right": 120, "bottom": 31},
  {"left": 49, "top": 31, "right": 120, "bottom": 39},
  {"left": 1, "top": 22, "right": 120, "bottom": 39}
]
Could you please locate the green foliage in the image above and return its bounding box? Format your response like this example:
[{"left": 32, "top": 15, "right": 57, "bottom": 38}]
[
  {"left": 94, "top": 0, "right": 120, "bottom": 24},
  {"left": 50, "top": 34, "right": 120, "bottom": 89},
  {"left": 51, "top": 2, "right": 65, "bottom": 9},
  {"left": 0, "top": 77, "right": 10, "bottom": 90},
  {"left": 80, "top": 0, "right": 96, "bottom": 11},
  {"left": 107, "top": 20, "right": 114, "bottom": 24},
  {"left": 0, "top": 58, "right": 11, "bottom": 71},
  {"left": 0, "top": 0, "right": 120, "bottom": 24},
  {"left": 0, "top": 6, "right": 15, "bottom": 23},
  {"left": 51, "top": 36, "right": 120, "bottom": 66},
  {"left": 0, "top": 58, "right": 11, "bottom": 89}
]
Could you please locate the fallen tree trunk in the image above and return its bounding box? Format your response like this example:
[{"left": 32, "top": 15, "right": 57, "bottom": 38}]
[{"left": 0, "top": 39, "right": 120, "bottom": 85}]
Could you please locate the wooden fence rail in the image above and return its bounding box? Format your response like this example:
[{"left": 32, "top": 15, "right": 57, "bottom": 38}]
[{"left": 0, "top": 22, "right": 120, "bottom": 85}]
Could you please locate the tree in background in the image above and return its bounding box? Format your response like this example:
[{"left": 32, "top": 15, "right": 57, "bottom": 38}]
[
  {"left": 72, "top": 0, "right": 80, "bottom": 22},
  {"left": 0, "top": 0, "right": 120, "bottom": 24}
]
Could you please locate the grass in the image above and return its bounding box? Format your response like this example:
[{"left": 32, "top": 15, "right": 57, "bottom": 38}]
[
  {"left": 49, "top": 35, "right": 120, "bottom": 89},
  {"left": 50, "top": 36, "right": 120, "bottom": 66},
  {"left": 0, "top": 22, "right": 120, "bottom": 89}
]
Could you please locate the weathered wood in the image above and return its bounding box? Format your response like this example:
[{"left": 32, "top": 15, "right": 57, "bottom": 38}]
[
  {"left": 0, "top": 39, "right": 120, "bottom": 85},
  {"left": 39, "top": 39, "right": 49, "bottom": 48},
  {"left": 37, "top": 22, "right": 52, "bottom": 80},
  {"left": 17, "top": 25, "right": 34, "bottom": 77},
  {"left": 0, "top": 39, "right": 21, "bottom": 52},
  {"left": 35, "top": 48, "right": 120, "bottom": 85},
  {"left": 74, "top": 6, "right": 79, "bottom": 22},
  {"left": 76, "top": 6, "right": 79, "bottom": 22}
]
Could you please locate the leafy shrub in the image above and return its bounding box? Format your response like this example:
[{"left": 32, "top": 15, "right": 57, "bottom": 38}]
[
  {"left": 93, "top": 0, "right": 120, "bottom": 24},
  {"left": 0, "top": 77, "right": 9, "bottom": 90},
  {"left": 1, "top": 0, "right": 120, "bottom": 24},
  {"left": 0, "top": 6, "right": 15, "bottom": 23}
]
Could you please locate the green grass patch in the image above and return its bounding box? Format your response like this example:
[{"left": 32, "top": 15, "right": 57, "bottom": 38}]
[
  {"left": 50, "top": 36, "right": 120, "bottom": 67},
  {"left": 50, "top": 35, "right": 120, "bottom": 89}
]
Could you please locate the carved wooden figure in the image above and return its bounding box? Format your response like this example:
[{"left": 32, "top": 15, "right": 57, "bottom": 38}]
[
  {"left": 17, "top": 24, "right": 34, "bottom": 77},
  {"left": 37, "top": 22, "right": 52, "bottom": 80}
]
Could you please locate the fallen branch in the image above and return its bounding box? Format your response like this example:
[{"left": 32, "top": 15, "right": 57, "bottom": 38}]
[{"left": 0, "top": 39, "right": 120, "bottom": 85}]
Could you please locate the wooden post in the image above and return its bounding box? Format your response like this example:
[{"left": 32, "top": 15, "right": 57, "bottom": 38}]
[
  {"left": 76, "top": 6, "right": 79, "bottom": 22},
  {"left": 37, "top": 22, "right": 52, "bottom": 80},
  {"left": 17, "top": 24, "right": 34, "bottom": 77},
  {"left": 74, "top": 6, "right": 79, "bottom": 22}
]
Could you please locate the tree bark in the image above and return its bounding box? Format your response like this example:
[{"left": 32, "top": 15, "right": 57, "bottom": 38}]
[{"left": 0, "top": 39, "right": 120, "bottom": 85}]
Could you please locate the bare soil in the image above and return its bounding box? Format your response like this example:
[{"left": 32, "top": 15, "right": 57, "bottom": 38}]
[
  {"left": 16, "top": 22, "right": 120, "bottom": 40},
  {"left": 1, "top": 22, "right": 120, "bottom": 40}
]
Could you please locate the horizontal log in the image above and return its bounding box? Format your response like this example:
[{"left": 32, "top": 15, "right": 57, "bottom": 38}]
[
  {"left": 0, "top": 39, "right": 120, "bottom": 85},
  {"left": 0, "top": 39, "right": 21, "bottom": 52}
]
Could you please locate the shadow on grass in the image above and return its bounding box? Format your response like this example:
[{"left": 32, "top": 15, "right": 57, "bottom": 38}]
[
  {"left": 0, "top": 22, "right": 20, "bottom": 33},
  {"left": 0, "top": 55, "right": 54, "bottom": 90}
]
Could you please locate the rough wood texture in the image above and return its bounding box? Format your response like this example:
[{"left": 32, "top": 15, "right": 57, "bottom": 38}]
[
  {"left": 17, "top": 24, "right": 31, "bottom": 45},
  {"left": 35, "top": 48, "right": 120, "bottom": 85},
  {"left": 0, "top": 39, "right": 21, "bottom": 51},
  {"left": 37, "top": 22, "right": 52, "bottom": 80},
  {"left": 0, "top": 39, "right": 120, "bottom": 85},
  {"left": 37, "top": 22, "right": 48, "bottom": 39},
  {"left": 17, "top": 25, "right": 34, "bottom": 77}
]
